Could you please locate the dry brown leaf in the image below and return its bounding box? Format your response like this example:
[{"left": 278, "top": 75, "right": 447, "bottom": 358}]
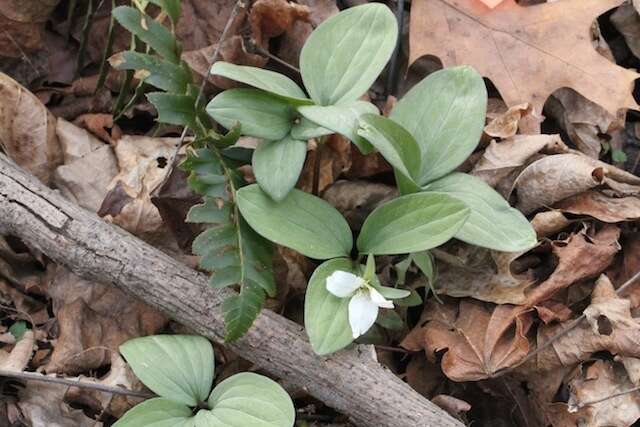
[
  {"left": 536, "top": 275, "right": 640, "bottom": 373},
  {"left": 322, "top": 181, "right": 397, "bottom": 230},
  {"left": 298, "top": 135, "right": 351, "bottom": 194},
  {"left": 483, "top": 103, "right": 531, "bottom": 139},
  {"left": 472, "top": 134, "right": 566, "bottom": 188},
  {"left": 46, "top": 267, "right": 167, "bottom": 375},
  {"left": 0, "top": 0, "right": 59, "bottom": 58},
  {"left": 531, "top": 210, "right": 572, "bottom": 238},
  {"left": 409, "top": 0, "right": 638, "bottom": 131},
  {"left": 435, "top": 249, "right": 535, "bottom": 305},
  {"left": 0, "top": 330, "right": 34, "bottom": 371},
  {"left": 0, "top": 73, "right": 62, "bottom": 184},
  {"left": 545, "top": 88, "right": 621, "bottom": 159},
  {"left": 98, "top": 136, "right": 178, "bottom": 243},
  {"left": 73, "top": 113, "right": 120, "bottom": 144},
  {"left": 556, "top": 190, "right": 640, "bottom": 223},
  {"left": 412, "top": 299, "right": 532, "bottom": 381},
  {"left": 249, "top": 0, "right": 310, "bottom": 47},
  {"left": 545, "top": 360, "right": 640, "bottom": 427},
  {"left": 18, "top": 381, "right": 99, "bottom": 427},
  {"left": 176, "top": 0, "right": 245, "bottom": 51},
  {"left": 611, "top": 2, "right": 640, "bottom": 59},
  {"left": 55, "top": 119, "right": 105, "bottom": 164},
  {"left": 524, "top": 226, "right": 620, "bottom": 306},
  {"left": 405, "top": 356, "right": 445, "bottom": 398}
]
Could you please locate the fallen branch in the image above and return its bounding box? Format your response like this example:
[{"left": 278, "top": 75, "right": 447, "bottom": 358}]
[{"left": 0, "top": 154, "right": 461, "bottom": 427}]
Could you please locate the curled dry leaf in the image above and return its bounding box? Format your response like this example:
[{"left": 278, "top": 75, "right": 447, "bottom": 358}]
[
  {"left": 435, "top": 249, "right": 536, "bottom": 305},
  {"left": 514, "top": 153, "right": 640, "bottom": 214},
  {"left": 530, "top": 211, "right": 572, "bottom": 238},
  {"left": 431, "top": 395, "right": 471, "bottom": 419},
  {"left": 0, "top": 73, "right": 62, "bottom": 184},
  {"left": 545, "top": 88, "right": 622, "bottom": 159},
  {"left": 545, "top": 360, "right": 640, "bottom": 427},
  {"left": 409, "top": 0, "right": 639, "bottom": 131},
  {"left": 0, "top": 330, "right": 34, "bottom": 371},
  {"left": 98, "top": 136, "right": 179, "bottom": 243},
  {"left": 536, "top": 275, "right": 640, "bottom": 372},
  {"left": 405, "top": 299, "right": 532, "bottom": 381},
  {"left": 483, "top": 103, "right": 531, "bottom": 139},
  {"left": 555, "top": 190, "right": 640, "bottom": 223},
  {"left": 471, "top": 134, "right": 567, "bottom": 188},
  {"left": 524, "top": 225, "right": 620, "bottom": 307},
  {"left": 249, "top": 0, "right": 310, "bottom": 47}
]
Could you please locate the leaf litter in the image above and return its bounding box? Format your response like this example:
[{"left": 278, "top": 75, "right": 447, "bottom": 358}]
[{"left": 3, "top": 0, "right": 640, "bottom": 425}]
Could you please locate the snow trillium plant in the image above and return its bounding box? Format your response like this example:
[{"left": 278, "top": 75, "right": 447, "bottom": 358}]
[
  {"left": 113, "top": 0, "right": 538, "bottom": 355},
  {"left": 326, "top": 270, "right": 395, "bottom": 338}
]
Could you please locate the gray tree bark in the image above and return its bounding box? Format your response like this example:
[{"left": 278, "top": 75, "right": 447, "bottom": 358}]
[{"left": 0, "top": 153, "right": 461, "bottom": 427}]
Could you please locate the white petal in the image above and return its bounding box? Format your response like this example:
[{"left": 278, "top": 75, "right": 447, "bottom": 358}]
[
  {"left": 326, "top": 271, "right": 363, "bottom": 298},
  {"left": 348, "top": 292, "right": 379, "bottom": 339},
  {"left": 369, "top": 287, "right": 394, "bottom": 309}
]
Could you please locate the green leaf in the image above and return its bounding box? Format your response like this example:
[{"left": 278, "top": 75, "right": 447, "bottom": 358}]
[
  {"left": 297, "top": 101, "right": 378, "bottom": 153},
  {"left": 237, "top": 185, "right": 353, "bottom": 259},
  {"left": 304, "top": 258, "right": 356, "bottom": 355},
  {"left": 206, "top": 89, "right": 294, "bottom": 140},
  {"left": 362, "top": 253, "right": 376, "bottom": 282},
  {"left": 391, "top": 66, "right": 487, "bottom": 185},
  {"left": 113, "top": 398, "right": 192, "bottom": 427},
  {"left": 373, "top": 285, "right": 410, "bottom": 299},
  {"left": 149, "top": 0, "right": 181, "bottom": 26},
  {"left": 223, "top": 282, "right": 266, "bottom": 342},
  {"left": 357, "top": 114, "right": 421, "bottom": 181},
  {"left": 210, "top": 62, "right": 310, "bottom": 105},
  {"left": 376, "top": 310, "right": 403, "bottom": 331},
  {"left": 207, "top": 372, "right": 295, "bottom": 427},
  {"left": 410, "top": 250, "right": 441, "bottom": 303},
  {"left": 300, "top": 3, "right": 398, "bottom": 105},
  {"left": 119, "top": 335, "right": 214, "bottom": 406},
  {"left": 184, "top": 148, "right": 275, "bottom": 341},
  {"left": 147, "top": 92, "right": 197, "bottom": 128},
  {"left": 423, "top": 173, "right": 537, "bottom": 252},
  {"left": 253, "top": 137, "right": 307, "bottom": 202},
  {"left": 290, "top": 117, "right": 332, "bottom": 140},
  {"left": 111, "top": 52, "right": 191, "bottom": 93},
  {"left": 9, "top": 321, "right": 28, "bottom": 341},
  {"left": 112, "top": 6, "right": 179, "bottom": 63},
  {"left": 357, "top": 192, "right": 470, "bottom": 255}
]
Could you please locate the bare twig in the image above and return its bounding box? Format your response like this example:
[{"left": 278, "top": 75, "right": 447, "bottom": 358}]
[
  {"left": 571, "top": 386, "right": 640, "bottom": 410},
  {"left": 0, "top": 369, "right": 152, "bottom": 398},
  {"left": 494, "top": 269, "right": 640, "bottom": 378}
]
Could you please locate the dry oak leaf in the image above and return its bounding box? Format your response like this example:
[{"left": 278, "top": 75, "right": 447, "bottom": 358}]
[
  {"left": 483, "top": 102, "right": 531, "bottom": 139},
  {"left": 410, "top": 0, "right": 639, "bottom": 130},
  {"left": 409, "top": 299, "right": 533, "bottom": 381},
  {"left": 545, "top": 360, "right": 640, "bottom": 427},
  {"left": 524, "top": 225, "right": 620, "bottom": 307},
  {"left": 435, "top": 249, "right": 536, "bottom": 305},
  {"left": 556, "top": 190, "right": 640, "bottom": 223},
  {"left": 536, "top": 275, "right": 640, "bottom": 373}
]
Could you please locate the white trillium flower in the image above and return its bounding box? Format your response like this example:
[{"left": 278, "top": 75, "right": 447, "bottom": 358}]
[{"left": 326, "top": 270, "right": 394, "bottom": 339}]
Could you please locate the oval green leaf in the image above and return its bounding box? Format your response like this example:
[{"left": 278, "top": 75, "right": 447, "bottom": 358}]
[
  {"left": 113, "top": 398, "right": 192, "bottom": 427},
  {"left": 119, "top": 335, "right": 214, "bottom": 406},
  {"left": 423, "top": 172, "right": 537, "bottom": 252},
  {"left": 237, "top": 185, "right": 352, "bottom": 259},
  {"left": 207, "top": 372, "right": 295, "bottom": 427},
  {"left": 297, "top": 101, "right": 378, "bottom": 154},
  {"left": 290, "top": 117, "right": 332, "bottom": 140},
  {"left": 357, "top": 114, "right": 421, "bottom": 182},
  {"left": 253, "top": 137, "right": 307, "bottom": 202},
  {"left": 357, "top": 192, "right": 471, "bottom": 255},
  {"left": 206, "top": 88, "right": 294, "bottom": 140},
  {"left": 304, "top": 258, "right": 357, "bottom": 355},
  {"left": 300, "top": 3, "right": 397, "bottom": 105},
  {"left": 390, "top": 66, "right": 487, "bottom": 185},
  {"left": 210, "top": 62, "right": 311, "bottom": 105}
]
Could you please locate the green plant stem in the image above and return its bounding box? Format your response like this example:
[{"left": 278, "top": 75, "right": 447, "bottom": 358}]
[
  {"left": 312, "top": 137, "right": 326, "bottom": 196},
  {"left": 95, "top": 0, "right": 117, "bottom": 92}
]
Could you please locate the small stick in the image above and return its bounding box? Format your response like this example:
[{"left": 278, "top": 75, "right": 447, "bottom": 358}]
[
  {"left": 571, "top": 386, "right": 640, "bottom": 410},
  {"left": 0, "top": 369, "right": 152, "bottom": 398}
]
